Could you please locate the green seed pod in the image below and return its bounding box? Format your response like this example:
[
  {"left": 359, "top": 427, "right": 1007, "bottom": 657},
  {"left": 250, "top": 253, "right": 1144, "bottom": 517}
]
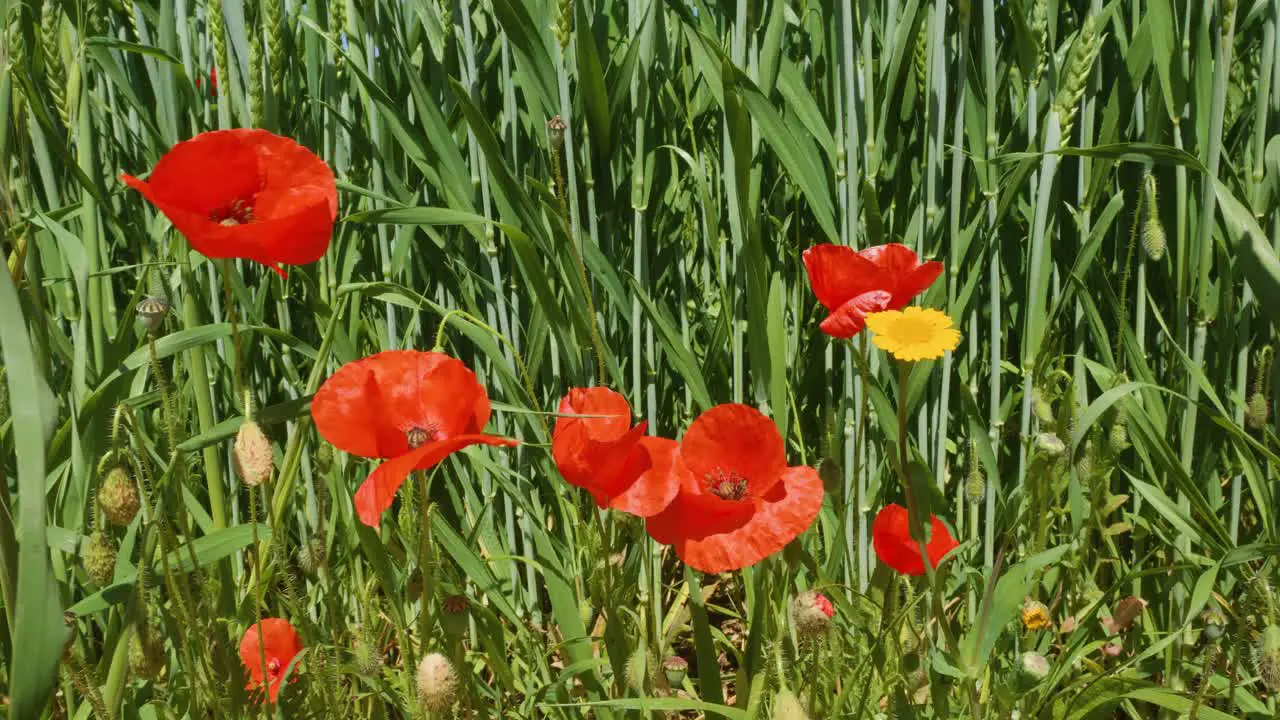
[
  {"left": 1018, "top": 651, "right": 1050, "bottom": 681},
  {"left": 1245, "top": 392, "right": 1270, "bottom": 431},
  {"left": 440, "top": 595, "right": 470, "bottom": 639},
  {"left": 415, "top": 652, "right": 458, "bottom": 712},
  {"left": 130, "top": 620, "right": 166, "bottom": 679},
  {"left": 82, "top": 532, "right": 117, "bottom": 586},
  {"left": 772, "top": 689, "right": 811, "bottom": 720},
  {"left": 1201, "top": 607, "right": 1227, "bottom": 641},
  {"left": 1142, "top": 217, "right": 1167, "bottom": 262},
  {"left": 1032, "top": 387, "right": 1054, "bottom": 424},
  {"left": 662, "top": 656, "right": 688, "bottom": 687},
  {"left": 1257, "top": 625, "right": 1280, "bottom": 692},
  {"left": 98, "top": 466, "right": 140, "bottom": 527}
]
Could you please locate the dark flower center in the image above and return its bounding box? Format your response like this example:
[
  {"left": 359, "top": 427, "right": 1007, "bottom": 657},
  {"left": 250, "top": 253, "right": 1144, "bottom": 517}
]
[
  {"left": 706, "top": 468, "right": 748, "bottom": 501},
  {"left": 266, "top": 657, "right": 281, "bottom": 681},
  {"left": 407, "top": 423, "right": 442, "bottom": 449},
  {"left": 211, "top": 198, "right": 255, "bottom": 226}
]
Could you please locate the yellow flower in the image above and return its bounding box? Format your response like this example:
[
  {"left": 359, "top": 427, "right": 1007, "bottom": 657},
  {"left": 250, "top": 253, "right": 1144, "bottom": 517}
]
[
  {"left": 865, "top": 307, "right": 961, "bottom": 361},
  {"left": 1021, "top": 599, "right": 1052, "bottom": 631}
]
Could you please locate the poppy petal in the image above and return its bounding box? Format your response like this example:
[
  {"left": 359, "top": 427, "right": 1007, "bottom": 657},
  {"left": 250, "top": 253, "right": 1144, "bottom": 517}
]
[
  {"left": 239, "top": 618, "right": 303, "bottom": 704},
  {"left": 312, "top": 351, "right": 493, "bottom": 459},
  {"left": 607, "top": 437, "right": 684, "bottom": 517},
  {"left": 674, "top": 465, "right": 824, "bottom": 573},
  {"left": 802, "top": 244, "right": 885, "bottom": 311},
  {"left": 888, "top": 261, "right": 944, "bottom": 309},
  {"left": 818, "top": 290, "right": 893, "bottom": 339},
  {"left": 552, "top": 387, "right": 645, "bottom": 498},
  {"left": 353, "top": 434, "right": 518, "bottom": 527},
  {"left": 680, "top": 404, "right": 786, "bottom": 496},
  {"left": 872, "top": 504, "right": 957, "bottom": 576},
  {"left": 858, "top": 243, "right": 921, "bottom": 276},
  {"left": 646, "top": 466, "right": 752, "bottom": 545}
]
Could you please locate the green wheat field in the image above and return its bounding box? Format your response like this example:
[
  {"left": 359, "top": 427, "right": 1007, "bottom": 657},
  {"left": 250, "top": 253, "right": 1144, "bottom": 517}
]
[{"left": 4, "top": 0, "right": 1280, "bottom": 718}]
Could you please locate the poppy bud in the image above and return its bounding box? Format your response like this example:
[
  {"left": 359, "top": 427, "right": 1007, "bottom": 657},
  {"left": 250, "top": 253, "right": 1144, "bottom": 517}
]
[
  {"left": 352, "top": 635, "right": 382, "bottom": 677},
  {"left": 662, "top": 656, "right": 688, "bottom": 687},
  {"left": 296, "top": 536, "right": 326, "bottom": 576},
  {"left": 1021, "top": 599, "right": 1052, "bottom": 631},
  {"left": 772, "top": 689, "right": 811, "bottom": 720},
  {"left": 130, "top": 621, "right": 166, "bottom": 679},
  {"left": 135, "top": 296, "right": 170, "bottom": 333},
  {"left": 1074, "top": 441, "right": 1096, "bottom": 482},
  {"left": 415, "top": 652, "right": 458, "bottom": 712},
  {"left": 1201, "top": 607, "right": 1227, "bottom": 641},
  {"left": 1246, "top": 392, "right": 1270, "bottom": 431},
  {"left": 1018, "top": 651, "right": 1050, "bottom": 681},
  {"left": 964, "top": 459, "right": 985, "bottom": 505},
  {"left": 1142, "top": 217, "right": 1167, "bottom": 262},
  {"left": 82, "top": 532, "right": 117, "bottom": 586},
  {"left": 1259, "top": 625, "right": 1280, "bottom": 691},
  {"left": 1101, "top": 640, "right": 1124, "bottom": 657},
  {"left": 234, "top": 420, "right": 273, "bottom": 486},
  {"left": 98, "top": 466, "right": 140, "bottom": 527},
  {"left": 1032, "top": 387, "right": 1054, "bottom": 424},
  {"left": 1034, "top": 432, "right": 1065, "bottom": 458},
  {"left": 624, "top": 649, "right": 648, "bottom": 692},
  {"left": 441, "top": 595, "right": 470, "bottom": 639},
  {"left": 791, "top": 590, "right": 835, "bottom": 643},
  {"left": 1058, "top": 614, "right": 1079, "bottom": 634},
  {"left": 1109, "top": 410, "right": 1129, "bottom": 451},
  {"left": 1110, "top": 596, "right": 1147, "bottom": 631},
  {"left": 314, "top": 442, "right": 334, "bottom": 474}
]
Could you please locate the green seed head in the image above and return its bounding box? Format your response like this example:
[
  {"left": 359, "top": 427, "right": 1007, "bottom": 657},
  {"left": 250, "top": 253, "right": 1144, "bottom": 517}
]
[
  {"left": 82, "top": 532, "right": 116, "bottom": 586},
  {"left": 1246, "top": 392, "right": 1270, "bottom": 431},
  {"left": 1142, "top": 217, "right": 1167, "bottom": 262},
  {"left": 772, "top": 689, "right": 812, "bottom": 720},
  {"left": 1201, "top": 607, "right": 1227, "bottom": 641},
  {"left": 98, "top": 466, "right": 139, "bottom": 527},
  {"left": 440, "top": 594, "right": 470, "bottom": 639},
  {"left": 662, "top": 655, "right": 688, "bottom": 687}
]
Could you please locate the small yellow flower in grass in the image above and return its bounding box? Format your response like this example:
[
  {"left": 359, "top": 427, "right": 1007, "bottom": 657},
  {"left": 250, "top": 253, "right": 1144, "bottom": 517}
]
[{"left": 864, "top": 307, "right": 961, "bottom": 361}]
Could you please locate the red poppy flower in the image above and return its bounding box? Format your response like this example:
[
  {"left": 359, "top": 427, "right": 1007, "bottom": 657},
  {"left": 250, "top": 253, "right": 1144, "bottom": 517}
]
[
  {"left": 646, "top": 404, "right": 824, "bottom": 573},
  {"left": 196, "top": 67, "right": 218, "bottom": 96},
  {"left": 311, "top": 350, "right": 518, "bottom": 527},
  {"left": 802, "top": 243, "right": 943, "bottom": 338},
  {"left": 552, "top": 387, "right": 681, "bottom": 517},
  {"left": 871, "top": 504, "right": 958, "bottom": 576},
  {"left": 121, "top": 129, "right": 337, "bottom": 277},
  {"left": 239, "top": 618, "right": 303, "bottom": 703}
]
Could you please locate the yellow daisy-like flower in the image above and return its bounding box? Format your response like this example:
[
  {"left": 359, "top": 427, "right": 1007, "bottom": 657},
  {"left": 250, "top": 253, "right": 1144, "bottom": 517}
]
[
  {"left": 864, "top": 307, "right": 961, "bottom": 361},
  {"left": 1021, "top": 599, "right": 1053, "bottom": 631}
]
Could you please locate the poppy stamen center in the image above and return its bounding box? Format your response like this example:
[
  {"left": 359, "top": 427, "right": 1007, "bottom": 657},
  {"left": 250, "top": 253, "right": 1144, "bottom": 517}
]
[
  {"left": 211, "top": 198, "right": 255, "bottom": 226},
  {"left": 407, "top": 423, "right": 442, "bottom": 449},
  {"left": 706, "top": 468, "right": 748, "bottom": 501},
  {"left": 266, "top": 656, "right": 281, "bottom": 681}
]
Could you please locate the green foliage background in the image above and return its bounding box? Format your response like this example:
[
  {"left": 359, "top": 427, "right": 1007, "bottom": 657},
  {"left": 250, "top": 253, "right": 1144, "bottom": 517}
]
[{"left": 3, "top": 0, "right": 1280, "bottom": 717}]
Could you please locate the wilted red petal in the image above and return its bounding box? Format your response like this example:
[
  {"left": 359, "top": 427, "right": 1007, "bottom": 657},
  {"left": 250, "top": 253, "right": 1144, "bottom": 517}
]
[
  {"left": 679, "top": 404, "right": 786, "bottom": 496},
  {"left": 239, "top": 618, "right": 302, "bottom": 704},
  {"left": 607, "top": 437, "right": 684, "bottom": 517},
  {"left": 818, "top": 290, "right": 892, "bottom": 339},
  {"left": 121, "top": 129, "right": 336, "bottom": 274},
  {"left": 353, "top": 434, "right": 518, "bottom": 527},
  {"left": 872, "top": 504, "right": 958, "bottom": 576},
  {"left": 802, "top": 244, "right": 886, "bottom": 311},
  {"left": 312, "top": 351, "right": 492, "bottom": 459},
  {"left": 674, "top": 466, "right": 824, "bottom": 573}
]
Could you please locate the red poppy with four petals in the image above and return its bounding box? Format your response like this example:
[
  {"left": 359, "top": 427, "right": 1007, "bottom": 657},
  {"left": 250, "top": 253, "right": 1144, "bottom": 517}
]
[
  {"left": 552, "top": 387, "right": 681, "bottom": 517},
  {"left": 239, "top": 618, "right": 303, "bottom": 703},
  {"left": 121, "top": 129, "right": 337, "bottom": 277},
  {"left": 802, "top": 243, "right": 943, "bottom": 338},
  {"left": 872, "top": 503, "right": 958, "bottom": 576},
  {"left": 646, "top": 404, "right": 824, "bottom": 573},
  {"left": 311, "top": 350, "right": 518, "bottom": 527}
]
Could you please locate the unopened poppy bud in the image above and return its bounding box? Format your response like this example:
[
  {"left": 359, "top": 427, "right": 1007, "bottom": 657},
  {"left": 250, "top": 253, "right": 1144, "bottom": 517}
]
[
  {"left": 135, "top": 296, "right": 169, "bottom": 333},
  {"left": 1034, "top": 432, "right": 1065, "bottom": 458},
  {"left": 964, "top": 459, "right": 985, "bottom": 504},
  {"left": 352, "top": 635, "right": 382, "bottom": 676},
  {"left": 82, "top": 532, "right": 117, "bottom": 586},
  {"left": 1246, "top": 392, "right": 1270, "bottom": 431},
  {"left": 1032, "top": 387, "right": 1054, "bottom": 424},
  {"left": 234, "top": 420, "right": 273, "bottom": 486},
  {"left": 296, "top": 536, "right": 326, "bottom": 576},
  {"left": 98, "top": 466, "right": 140, "bottom": 526},
  {"left": 1111, "top": 596, "right": 1147, "bottom": 630},
  {"left": 314, "top": 442, "right": 333, "bottom": 474},
  {"left": 415, "top": 652, "right": 458, "bottom": 712},
  {"left": 662, "top": 656, "right": 688, "bottom": 687},
  {"left": 130, "top": 620, "right": 166, "bottom": 679},
  {"left": 1021, "top": 599, "right": 1052, "bottom": 631},
  {"left": 624, "top": 649, "right": 648, "bottom": 692},
  {"left": 1259, "top": 625, "right": 1280, "bottom": 691},
  {"left": 1109, "top": 410, "right": 1129, "bottom": 450},
  {"left": 791, "top": 590, "right": 835, "bottom": 642},
  {"left": 1142, "top": 217, "right": 1167, "bottom": 262},
  {"left": 1201, "top": 607, "right": 1227, "bottom": 640},
  {"left": 441, "top": 595, "right": 470, "bottom": 639},
  {"left": 772, "top": 689, "right": 811, "bottom": 720},
  {"left": 1101, "top": 640, "right": 1124, "bottom": 657},
  {"left": 1018, "top": 651, "right": 1050, "bottom": 680}
]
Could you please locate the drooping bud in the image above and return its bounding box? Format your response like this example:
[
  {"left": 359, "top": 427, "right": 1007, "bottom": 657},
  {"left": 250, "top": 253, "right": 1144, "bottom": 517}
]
[
  {"left": 791, "top": 590, "right": 835, "bottom": 643},
  {"left": 130, "top": 620, "right": 166, "bottom": 679},
  {"left": 415, "top": 652, "right": 459, "bottom": 712},
  {"left": 1021, "top": 599, "right": 1052, "bottom": 631},
  {"left": 1110, "top": 596, "right": 1147, "bottom": 631},
  {"left": 1018, "top": 651, "right": 1050, "bottom": 680},
  {"left": 234, "top": 420, "right": 273, "bottom": 486},
  {"left": 1246, "top": 392, "right": 1270, "bottom": 431},
  {"left": 1034, "top": 432, "right": 1066, "bottom": 458},
  {"left": 135, "top": 296, "right": 170, "bottom": 334},
  {"left": 98, "top": 466, "right": 140, "bottom": 526},
  {"left": 772, "top": 689, "right": 812, "bottom": 720},
  {"left": 82, "top": 532, "right": 117, "bottom": 586},
  {"left": 662, "top": 656, "right": 688, "bottom": 687},
  {"left": 1142, "top": 217, "right": 1167, "bottom": 262},
  {"left": 296, "top": 536, "right": 326, "bottom": 576},
  {"left": 440, "top": 595, "right": 471, "bottom": 639},
  {"left": 1259, "top": 625, "right": 1280, "bottom": 692}
]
